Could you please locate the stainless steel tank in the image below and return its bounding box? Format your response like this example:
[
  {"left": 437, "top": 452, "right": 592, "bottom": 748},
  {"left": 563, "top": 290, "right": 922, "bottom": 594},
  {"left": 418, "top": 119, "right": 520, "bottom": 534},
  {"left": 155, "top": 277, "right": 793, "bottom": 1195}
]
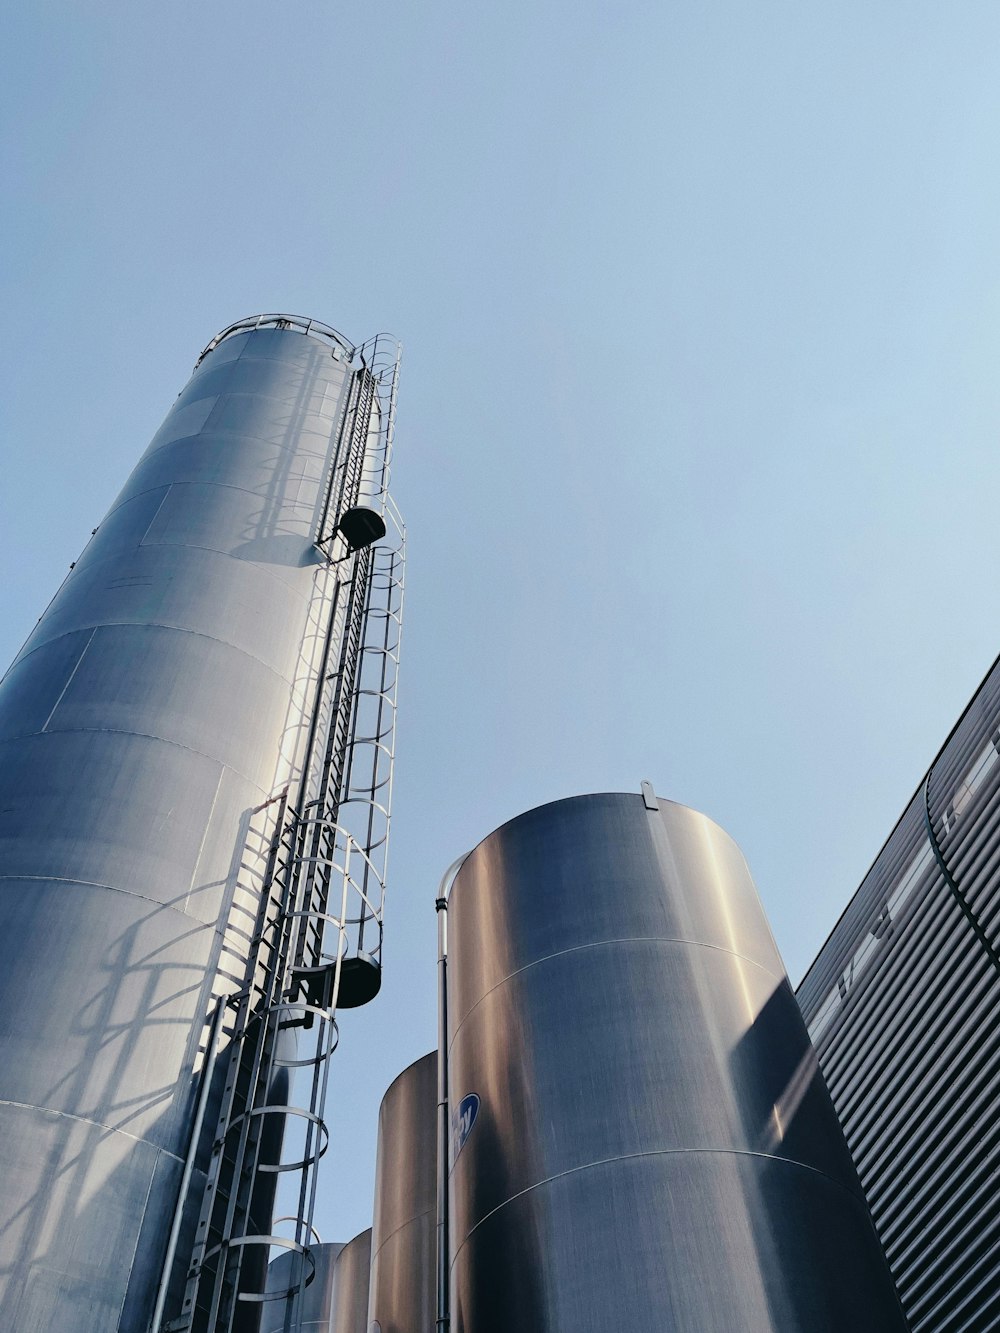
[
  {"left": 261, "top": 1230, "right": 370, "bottom": 1333},
  {"left": 0, "top": 318, "right": 367, "bottom": 1330},
  {"left": 446, "top": 791, "right": 909, "bottom": 1332},
  {"left": 329, "top": 1229, "right": 372, "bottom": 1333},
  {"left": 368, "top": 1052, "right": 437, "bottom": 1333},
  {"left": 263, "top": 1242, "right": 345, "bottom": 1333}
]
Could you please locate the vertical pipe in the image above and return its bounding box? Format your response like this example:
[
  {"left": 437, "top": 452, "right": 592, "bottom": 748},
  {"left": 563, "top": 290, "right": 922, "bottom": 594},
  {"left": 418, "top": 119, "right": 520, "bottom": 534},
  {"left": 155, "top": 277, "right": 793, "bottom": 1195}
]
[
  {"left": 435, "top": 854, "right": 467, "bottom": 1333},
  {"left": 436, "top": 897, "right": 449, "bottom": 1333}
]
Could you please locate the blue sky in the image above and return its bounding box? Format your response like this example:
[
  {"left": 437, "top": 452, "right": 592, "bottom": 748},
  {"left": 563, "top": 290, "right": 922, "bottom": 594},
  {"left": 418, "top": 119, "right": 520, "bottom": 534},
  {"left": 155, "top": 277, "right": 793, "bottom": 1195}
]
[{"left": 5, "top": 2, "right": 1000, "bottom": 1245}]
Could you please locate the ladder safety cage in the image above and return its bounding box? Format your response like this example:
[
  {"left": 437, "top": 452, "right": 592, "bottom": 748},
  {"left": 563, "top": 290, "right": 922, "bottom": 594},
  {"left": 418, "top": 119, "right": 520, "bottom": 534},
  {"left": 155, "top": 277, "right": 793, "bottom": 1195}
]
[{"left": 158, "top": 331, "right": 404, "bottom": 1333}]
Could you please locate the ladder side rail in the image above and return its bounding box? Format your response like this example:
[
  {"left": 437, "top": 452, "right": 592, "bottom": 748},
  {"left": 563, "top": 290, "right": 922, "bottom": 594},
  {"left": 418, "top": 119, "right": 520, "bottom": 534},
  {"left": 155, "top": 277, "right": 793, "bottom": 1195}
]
[
  {"left": 168, "top": 797, "right": 292, "bottom": 1332},
  {"left": 202, "top": 830, "right": 305, "bottom": 1331},
  {"left": 314, "top": 370, "right": 360, "bottom": 548}
]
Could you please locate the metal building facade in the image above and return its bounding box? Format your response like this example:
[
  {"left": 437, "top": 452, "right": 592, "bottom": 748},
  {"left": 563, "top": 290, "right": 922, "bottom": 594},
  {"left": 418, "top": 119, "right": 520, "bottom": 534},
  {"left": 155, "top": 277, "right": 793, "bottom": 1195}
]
[
  {"left": 445, "top": 790, "right": 907, "bottom": 1332},
  {"left": 798, "top": 656, "right": 1000, "bottom": 1332},
  {"left": 0, "top": 316, "right": 403, "bottom": 1332}
]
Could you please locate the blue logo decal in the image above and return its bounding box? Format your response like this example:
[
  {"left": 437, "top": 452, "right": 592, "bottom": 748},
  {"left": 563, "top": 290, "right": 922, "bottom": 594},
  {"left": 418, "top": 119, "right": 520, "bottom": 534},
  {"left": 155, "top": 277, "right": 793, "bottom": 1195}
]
[{"left": 452, "top": 1093, "right": 480, "bottom": 1160}]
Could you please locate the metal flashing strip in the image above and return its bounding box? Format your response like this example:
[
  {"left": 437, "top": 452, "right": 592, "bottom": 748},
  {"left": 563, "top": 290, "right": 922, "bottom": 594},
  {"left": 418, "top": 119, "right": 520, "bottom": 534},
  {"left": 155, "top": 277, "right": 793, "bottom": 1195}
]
[{"left": 923, "top": 769, "right": 1000, "bottom": 979}]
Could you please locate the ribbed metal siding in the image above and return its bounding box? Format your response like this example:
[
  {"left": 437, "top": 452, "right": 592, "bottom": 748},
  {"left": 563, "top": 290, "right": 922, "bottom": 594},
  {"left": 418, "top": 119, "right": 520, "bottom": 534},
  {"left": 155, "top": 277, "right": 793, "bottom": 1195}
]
[{"left": 798, "top": 658, "right": 1000, "bottom": 1332}]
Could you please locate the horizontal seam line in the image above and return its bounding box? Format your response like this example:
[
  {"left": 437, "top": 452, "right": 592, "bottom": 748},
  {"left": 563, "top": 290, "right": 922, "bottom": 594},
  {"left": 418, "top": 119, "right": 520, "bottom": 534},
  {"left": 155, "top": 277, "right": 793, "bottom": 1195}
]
[
  {"left": 452, "top": 1147, "right": 867, "bottom": 1264},
  {"left": 135, "top": 421, "right": 334, "bottom": 471},
  {"left": 9, "top": 621, "right": 301, "bottom": 684},
  {"left": 0, "top": 1098, "right": 186, "bottom": 1161},
  {"left": 104, "top": 477, "right": 324, "bottom": 524},
  {"left": 0, "top": 873, "right": 234, "bottom": 924},
  {"left": 68, "top": 540, "right": 315, "bottom": 602},
  {"left": 5, "top": 724, "right": 269, "bottom": 788},
  {"left": 450, "top": 937, "right": 784, "bottom": 1049},
  {"left": 369, "top": 1206, "right": 435, "bottom": 1267}
]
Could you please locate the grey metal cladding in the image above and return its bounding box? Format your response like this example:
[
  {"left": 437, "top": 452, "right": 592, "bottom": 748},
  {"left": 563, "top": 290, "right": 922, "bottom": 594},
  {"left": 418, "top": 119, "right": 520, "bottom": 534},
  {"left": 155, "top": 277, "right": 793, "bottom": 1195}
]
[
  {"left": 175, "top": 352, "right": 346, "bottom": 417},
  {"left": 0, "top": 1101, "right": 176, "bottom": 1331},
  {"left": 0, "top": 624, "right": 296, "bottom": 780},
  {"left": 0, "top": 879, "right": 215, "bottom": 1146},
  {"left": 451, "top": 1152, "right": 906, "bottom": 1333},
  {"left": 114, "top": 435, "right": 329, "bottom": 515},
  {"left": 369, "top": 1052, "right": 437, "bottom": 1333},
  {"left": 187, "top": 330, "right": 249, "bottom": 379},
  {"left": 447, "top": 791, "right": 785, "bottom": 1032},
  {"left": 798, "top": 652, "right": 1000, "bottom": 1332},
  {"left": 0, "top": 731, "right": 261, "bottom": 923},
  {"left": 449, "top": 943, "right": 862, "bottom": 1239},
  {"left": 447, "top": 792, "right": 908, "bottom": 1333},
  {"left": 15, "top": 543, "right": 314, "bottom": 678}
]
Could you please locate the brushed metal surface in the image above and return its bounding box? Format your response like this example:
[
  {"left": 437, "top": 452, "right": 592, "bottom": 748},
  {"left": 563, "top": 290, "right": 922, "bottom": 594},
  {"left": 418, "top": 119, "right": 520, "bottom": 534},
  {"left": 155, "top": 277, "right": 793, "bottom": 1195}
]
[
  {"left": 447, "top": 793, "right": 908, "bottom": 1332},
  {"left": 369, "top": 1052, "right": 437, "bottom": 1333},
  {"left": 330, "top": 1230, "right": 372, "bottom": 1333},
  {"left": 0, "top": 323, "right": 355, "bottom": 1331}
]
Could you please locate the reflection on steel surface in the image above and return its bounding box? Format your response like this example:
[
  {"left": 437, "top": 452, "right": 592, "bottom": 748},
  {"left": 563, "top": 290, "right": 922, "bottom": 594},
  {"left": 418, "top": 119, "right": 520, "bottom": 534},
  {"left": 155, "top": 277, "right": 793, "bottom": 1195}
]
[
  {"left": 0, "top": 317, "right": 403, "bottom": 1333},
  {"left": 369, "top": 1052, "right": 437, "bottom": 1333},
  {"left": 446, "top": 791, "right": 909, "bottom": 1332}
]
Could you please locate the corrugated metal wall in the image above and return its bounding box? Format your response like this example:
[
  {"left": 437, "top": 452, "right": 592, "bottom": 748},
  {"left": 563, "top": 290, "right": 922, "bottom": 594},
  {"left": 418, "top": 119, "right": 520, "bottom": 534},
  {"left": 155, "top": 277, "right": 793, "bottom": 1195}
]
[{"left": 799, "top": 656, "right": 1000, "bottom": 1331}]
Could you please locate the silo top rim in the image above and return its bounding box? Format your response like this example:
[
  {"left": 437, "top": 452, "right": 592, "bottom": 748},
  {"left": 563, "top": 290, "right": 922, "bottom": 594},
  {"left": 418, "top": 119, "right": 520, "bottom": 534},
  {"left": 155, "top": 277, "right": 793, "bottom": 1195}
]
[
  {"left": 448, "top": 789, "right": 736, "bottom": 887},
  {"left": 378, "top": 1049, "right": 437, "bottom": 1108},
  {"left": 196, "top": 313, "right": 399, "bottom": 369}
]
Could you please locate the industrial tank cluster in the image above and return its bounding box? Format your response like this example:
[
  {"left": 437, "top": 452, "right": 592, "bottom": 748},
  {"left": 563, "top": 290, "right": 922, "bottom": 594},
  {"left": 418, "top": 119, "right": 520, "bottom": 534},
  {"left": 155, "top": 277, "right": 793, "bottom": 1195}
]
[
  {"left": 0, "top": 317, "right": 908, "bottom": 1332},
  {"left": 276, "top": 790, "right": 908, "bottom": 1332}
]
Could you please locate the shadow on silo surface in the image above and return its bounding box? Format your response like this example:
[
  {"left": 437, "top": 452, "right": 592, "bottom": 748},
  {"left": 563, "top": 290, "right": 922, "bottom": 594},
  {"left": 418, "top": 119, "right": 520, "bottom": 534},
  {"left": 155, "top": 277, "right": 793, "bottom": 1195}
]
[
  {"left": 0, "top": 889, "right": 223, "bottom": 1332},
  {"left": 449, "top": 1101, "right": 548, "bottom": 1333},
  {"left": 728, "top": 979, "right": 910, "bottom": 1331}
]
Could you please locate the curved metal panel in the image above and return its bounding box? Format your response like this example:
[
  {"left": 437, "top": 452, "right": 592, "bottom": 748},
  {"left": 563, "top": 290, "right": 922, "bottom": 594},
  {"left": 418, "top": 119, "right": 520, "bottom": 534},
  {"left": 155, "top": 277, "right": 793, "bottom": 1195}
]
[
  {"left": 0, "top": 322, "right": 357, "bottom": 1331},
  {"left": 332, "top": 1230, "right": 372, "bottom": 1333},
  {"left": 261, "top": 1229, "right": 370, "bottom": 1333},
  {"left": 263, "top": 1242, "right": 344, "bottom": 1333},
  {"left": 369, "top": 1052, "right": 437, "bottom": 1333},
  {"left": 447, "top": 792, "right": 908, "bottom": 1333}
]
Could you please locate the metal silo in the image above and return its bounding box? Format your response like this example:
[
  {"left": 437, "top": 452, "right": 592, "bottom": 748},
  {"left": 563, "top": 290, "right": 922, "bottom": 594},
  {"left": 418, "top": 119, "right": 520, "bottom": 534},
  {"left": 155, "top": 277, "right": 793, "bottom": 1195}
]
[
  {"left": 261, "top": 1230, "right": 370, "bottom": 1333},
  {"left": 0, "top": 316, "right": 404, "bottom": 1333},
  {"left": 263, "top": 1243, "right": 346, "bottom": 1333},
  {"left": 444, "top": 789, "right": 909, "bottom": 1332},
  {"left": 328, "top": 1229, "right": 372, "bottom": 1333},
  {"left": 368, "top": 1052, "right": 437, "bottom": 1333}
]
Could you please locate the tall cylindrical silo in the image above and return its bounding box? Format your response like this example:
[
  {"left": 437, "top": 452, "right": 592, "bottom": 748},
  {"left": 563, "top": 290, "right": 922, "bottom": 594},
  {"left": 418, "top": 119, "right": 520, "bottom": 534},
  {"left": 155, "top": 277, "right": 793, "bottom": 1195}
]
[
  {"left": 261, "top": 1230, "right": 370, "bottom": 1333},
  {"left": 0, "top": 317, "right": 399, "bottom": 1332},
  {"left": 368, "top": 1051, "right": 437, "bottom": 1333},
  {"left": 446, "top": 791, "right": 909, "bottom": 1332}
]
